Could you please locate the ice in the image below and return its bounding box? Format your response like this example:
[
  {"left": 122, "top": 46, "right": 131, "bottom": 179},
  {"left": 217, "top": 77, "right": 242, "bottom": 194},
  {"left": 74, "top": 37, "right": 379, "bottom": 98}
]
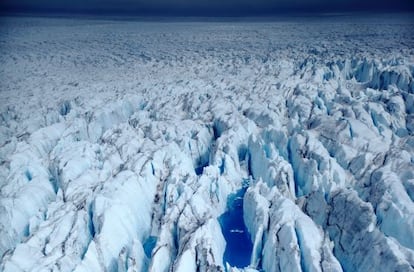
[
  {"left": 327, "top": 189, "right": 414, "bottom": 272},
  {"left": 243, "top": 181, "right": 269, "bottom": 268},
  {"left": 1, "top": 14, "right": 414, "bottom": 272},
  {"left": 367, "top": 167, "right": 414, "bottom": 250},
  {"left": 245, "top": 181, "right": 342, "bottom": 272}
]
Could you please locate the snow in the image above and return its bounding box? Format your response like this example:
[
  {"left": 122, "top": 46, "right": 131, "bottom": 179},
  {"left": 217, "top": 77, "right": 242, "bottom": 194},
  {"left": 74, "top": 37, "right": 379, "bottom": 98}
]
[{"left": 1, "top": 14, "right": 414, "bottom": 272}]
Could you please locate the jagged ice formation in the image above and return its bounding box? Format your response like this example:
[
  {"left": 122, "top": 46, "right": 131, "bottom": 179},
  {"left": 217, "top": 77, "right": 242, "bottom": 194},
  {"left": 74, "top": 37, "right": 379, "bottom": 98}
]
[{"left": 1, "top": 14, "right": 414, "bottom": 272}]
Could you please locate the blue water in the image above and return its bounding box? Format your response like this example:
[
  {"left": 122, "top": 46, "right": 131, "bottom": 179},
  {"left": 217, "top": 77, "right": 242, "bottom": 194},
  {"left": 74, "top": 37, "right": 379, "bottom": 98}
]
[
  {"left": 219, "top": 187, "right": 253, "bottom": 268},
  {"left": 143, "top": 236, "right": 157, "bottom": 258}
]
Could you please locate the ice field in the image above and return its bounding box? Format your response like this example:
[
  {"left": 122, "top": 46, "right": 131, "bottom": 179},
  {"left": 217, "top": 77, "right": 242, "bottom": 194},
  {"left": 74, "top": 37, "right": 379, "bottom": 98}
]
[{"left": 1, "top": 14, "right": 414, "bottom": 271}]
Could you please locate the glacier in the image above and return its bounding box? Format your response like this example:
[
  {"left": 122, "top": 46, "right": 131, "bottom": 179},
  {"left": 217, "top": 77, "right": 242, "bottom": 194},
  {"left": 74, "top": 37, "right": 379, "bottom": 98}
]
[{"left": 0, "top": 14, "right": 414, "bottom": 271}]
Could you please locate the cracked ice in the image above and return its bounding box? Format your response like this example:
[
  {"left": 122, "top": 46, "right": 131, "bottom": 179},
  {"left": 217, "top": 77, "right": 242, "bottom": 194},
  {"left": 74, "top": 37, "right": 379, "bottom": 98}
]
[{"left": 1, "top": 14, "right": 414, "bottom": 272}]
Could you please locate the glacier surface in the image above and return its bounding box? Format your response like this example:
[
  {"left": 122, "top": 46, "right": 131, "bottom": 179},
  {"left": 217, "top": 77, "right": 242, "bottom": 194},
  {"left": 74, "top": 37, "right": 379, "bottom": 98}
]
[{"left": 1, "top": 14, "right": 414, "bottom": 272}]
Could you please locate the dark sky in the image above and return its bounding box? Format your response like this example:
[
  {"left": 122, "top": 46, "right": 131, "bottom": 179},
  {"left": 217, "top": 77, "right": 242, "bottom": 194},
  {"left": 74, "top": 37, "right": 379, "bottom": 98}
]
[{"left": 1, "top": 0, "right": 413, "bottom": 16}]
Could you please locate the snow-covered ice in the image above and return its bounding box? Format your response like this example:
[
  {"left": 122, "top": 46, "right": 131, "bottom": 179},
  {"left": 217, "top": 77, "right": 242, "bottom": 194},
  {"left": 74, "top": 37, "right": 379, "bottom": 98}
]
[{"left": 1, "top": 14, "right": 414, "bottom": 271}]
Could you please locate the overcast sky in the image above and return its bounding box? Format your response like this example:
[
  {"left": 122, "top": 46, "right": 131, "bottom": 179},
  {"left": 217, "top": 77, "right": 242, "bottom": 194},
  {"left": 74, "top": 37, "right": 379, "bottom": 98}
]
[{"left": 1, "top": 0, "right": 413, "bottom": 15}]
